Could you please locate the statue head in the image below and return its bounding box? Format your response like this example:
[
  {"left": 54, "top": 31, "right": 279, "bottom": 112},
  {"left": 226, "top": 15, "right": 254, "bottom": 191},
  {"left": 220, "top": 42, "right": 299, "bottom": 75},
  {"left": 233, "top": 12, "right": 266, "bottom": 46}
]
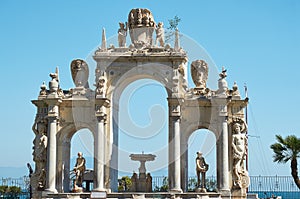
[
  {"left": 119, "top": 22, "right": 125, "bottom": 29},
  {"left": 78, "top": 152, "right": 83, "bottom": 158},
  {"left": 233, "top": 123, "right": 242, "bottom": 133},
  {"left": 191, "top": 60, "right": 208, "bottom": 88},
  {"left": 196, "top": 151, "right": 203, "bottom": 158}
]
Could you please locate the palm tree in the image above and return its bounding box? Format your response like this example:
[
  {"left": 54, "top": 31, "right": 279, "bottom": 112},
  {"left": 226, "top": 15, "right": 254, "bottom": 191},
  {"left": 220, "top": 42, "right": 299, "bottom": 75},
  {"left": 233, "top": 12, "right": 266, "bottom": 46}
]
[{"left": 270, "top": 135, "right": 300, "bottom": 189}]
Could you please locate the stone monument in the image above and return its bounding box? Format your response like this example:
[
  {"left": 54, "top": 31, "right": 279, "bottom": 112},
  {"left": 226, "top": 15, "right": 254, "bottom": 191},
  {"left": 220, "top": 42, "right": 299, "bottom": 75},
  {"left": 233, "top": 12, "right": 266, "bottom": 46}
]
[{"left": 30, "top": 8, "right": 250, "bottom": 199}]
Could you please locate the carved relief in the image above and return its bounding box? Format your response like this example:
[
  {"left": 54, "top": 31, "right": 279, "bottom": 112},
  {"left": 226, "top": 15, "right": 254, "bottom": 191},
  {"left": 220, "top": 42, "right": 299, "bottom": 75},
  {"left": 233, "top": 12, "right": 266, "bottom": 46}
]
[
  {"left": 70, "top": 59, "right": 89, "bottom": 88},
  {"left": 128, "top": 8, "right": 156, "bottom": 47},
  {"left": 95, "top": 76, "right": 107, "bottom": 98},
  {"left": 31, "top": 118, "right": 48, "bottom": 190},
  {"left": 231, "top": 118, "right": 249, "bottom": 189}
]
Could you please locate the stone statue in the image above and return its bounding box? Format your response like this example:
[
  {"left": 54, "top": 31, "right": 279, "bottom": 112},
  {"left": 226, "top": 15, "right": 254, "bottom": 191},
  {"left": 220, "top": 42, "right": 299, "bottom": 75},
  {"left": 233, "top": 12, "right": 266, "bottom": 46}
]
[
  {"left": 118, "top": 22, "right": 127, "bottom": 47},
  {"left": 217, "top": 66, "right": 228, "bottom": 96},
  {"left": 155, "top": 22, "right": 164, "bottom": 47},
  {"left": 32, "top": 119, "right": 48, "bottom": 190},
  {"left": 232, "top": 120, "right": 248, "bottom": 188},
  {"left": 230, "top": 82, "right": 241, "bottom": 98},
  {"left": 146, "top": 173, "right": 152, "bottom": 192},
  {"left": 70, "top": 59, "right": 89, "bottom": 88},
  {"left": 95, "top": 76, "right": 107, "bottom": 97},
  {"left": 130, "top": 172, "right": 138, "bottom": 192},
  {"left": 73, "top": 152, "right": 86, "bottom": 189},
  {"left": 191, "top": 60, "right": 208, "bottom": 89},
  {"left": 195, "top": 152, "right": 209, "bottom": 192}
]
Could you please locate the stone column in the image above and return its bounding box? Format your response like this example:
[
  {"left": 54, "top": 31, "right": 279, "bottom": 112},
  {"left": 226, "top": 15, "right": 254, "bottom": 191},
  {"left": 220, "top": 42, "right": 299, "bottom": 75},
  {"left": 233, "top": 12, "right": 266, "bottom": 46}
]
[
  {"left": 44, "top": 99, "right": 61, "bottom": 193},
  {"left": 216, "top": 103, "right": 230, "bottom": 194},
  {"left": 94, "top": 115, "right": 106, "bottom": 191},
  {"left": 94, "top": 98, "right": 110, "bottom": 192},
  {"left": 45, "top": 116, "right": 58, "bottom": 193},
  {"left": 168, "top": 98, "right": 182, "bottom": 192}
]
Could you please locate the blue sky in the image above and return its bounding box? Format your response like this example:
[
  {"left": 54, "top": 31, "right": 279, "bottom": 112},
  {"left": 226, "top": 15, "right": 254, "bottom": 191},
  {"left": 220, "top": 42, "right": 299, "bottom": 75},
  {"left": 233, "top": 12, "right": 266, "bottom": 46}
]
[{"left": 0, "top": 0, "right": 299, "bottom": 178}]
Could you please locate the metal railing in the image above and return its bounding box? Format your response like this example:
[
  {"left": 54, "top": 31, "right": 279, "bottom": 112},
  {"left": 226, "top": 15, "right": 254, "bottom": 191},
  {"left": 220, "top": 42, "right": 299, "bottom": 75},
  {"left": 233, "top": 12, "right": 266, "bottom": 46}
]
[
  {"left": 1, "top": 175, "right": 299, "bottom": 198},
  {"left": 0, "top": 177, "right": 29, "bottom": 191}
]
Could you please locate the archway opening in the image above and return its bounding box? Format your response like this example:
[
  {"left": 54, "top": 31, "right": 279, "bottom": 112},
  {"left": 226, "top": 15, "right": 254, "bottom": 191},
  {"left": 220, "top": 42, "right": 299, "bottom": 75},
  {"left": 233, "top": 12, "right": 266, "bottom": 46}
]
[
  {"left": 187, "top": 129, "right": 216, "bottom": 192},
  {"left": 118, "top": 78, "right": 169, "bottom": 180},
  {"left": 70, "top": 128, "right": 94, "bottom": 191}
]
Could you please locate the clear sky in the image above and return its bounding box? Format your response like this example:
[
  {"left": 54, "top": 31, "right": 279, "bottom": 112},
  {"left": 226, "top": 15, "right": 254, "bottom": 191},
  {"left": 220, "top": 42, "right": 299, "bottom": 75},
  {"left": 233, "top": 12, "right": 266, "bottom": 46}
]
[{"left": 0, "top": 0, "right": 299, "bottom": 178}]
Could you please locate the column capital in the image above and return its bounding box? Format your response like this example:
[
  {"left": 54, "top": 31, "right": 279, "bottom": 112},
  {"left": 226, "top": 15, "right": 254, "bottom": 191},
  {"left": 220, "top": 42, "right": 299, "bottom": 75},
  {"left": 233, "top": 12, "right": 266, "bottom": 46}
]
[
  {"left": 96, "top": 115, "right": 107, "bottom": 123},
  {"left": 95, "top": 98, "right": 110, "bottom": 107},
  {"left": 168, "top": 98, "right": 184, "bottom": 117}
]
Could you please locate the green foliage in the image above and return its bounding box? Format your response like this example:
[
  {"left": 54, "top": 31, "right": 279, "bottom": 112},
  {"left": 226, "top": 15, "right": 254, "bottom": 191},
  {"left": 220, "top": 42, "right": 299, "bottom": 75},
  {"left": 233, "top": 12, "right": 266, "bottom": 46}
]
[
  {"left": 118, "top": 176, "right": 132, "bottom": 192},
  {"left": 0, "top": 185, "right": 22, "bottom": 198},
  {"left": 167, "top": 15, "right": 181, "bottom": 31},
  {"left": 186, "top": 177, "right": 217, "bottom": 192},
  {"left": 8, "top": 186, "right": 21, "bottom": 194},
  {"left": 206, "top": 178, "right": 217, "bottom": 192},
  {"left": 270, "top": 135, "right": 300, "bottom": 163},
  {"left": 187, "top": 178, "right": 197, "bottom": 192},
  {"left": 154, "top": 176, "right": 168, "bottom": 192},
  {"left": 165, "top": 15, "right": 181, "bottom": 43},
  {"left": 0, "top": 185, "right": 9, "bottom": 194},
  {"left": 270, "top": 134, "right": 300, "bottom": 189}
]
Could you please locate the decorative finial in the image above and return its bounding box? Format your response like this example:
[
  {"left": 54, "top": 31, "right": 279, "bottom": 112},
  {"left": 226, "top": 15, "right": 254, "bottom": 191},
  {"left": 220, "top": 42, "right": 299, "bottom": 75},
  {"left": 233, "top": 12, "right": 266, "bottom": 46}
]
[
  {"left": 55, "top": 67, "right": 59, "bottom": 83},
  {"left": 174, "top": 28, "right": 180, "bottom": 51},
  {"left": 101, "top": 28, "right": 107, "bottom": 50},
  {"left": 219, "top": 67, "right": 227, "bottom": 79},
  {"left": 233, "top": 81, "right": 238, "bottom": 90},
  {"left": 49, "top": 71, "right": 59, "bottom": 94},
  {"left": 244, "top": 83, "right": 248, "bottom": 98},
  {"left": 39, "top": 81, "right": 47, "bottom": 96}
]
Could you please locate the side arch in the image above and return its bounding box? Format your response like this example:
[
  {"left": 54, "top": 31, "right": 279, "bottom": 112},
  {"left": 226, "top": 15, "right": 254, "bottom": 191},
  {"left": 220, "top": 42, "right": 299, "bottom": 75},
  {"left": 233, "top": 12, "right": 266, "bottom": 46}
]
[{"left": 56, "top": 123, "right": 95, "bottom": 192}]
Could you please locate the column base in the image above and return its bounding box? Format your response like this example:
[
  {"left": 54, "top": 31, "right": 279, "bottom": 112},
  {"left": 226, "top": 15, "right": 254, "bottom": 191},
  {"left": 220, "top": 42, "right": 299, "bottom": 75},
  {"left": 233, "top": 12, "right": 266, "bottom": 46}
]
[
  {"left": 44, "top": 188, "right": 58, "bottom": 193},
  {"left": 170, "top": 188, "right": 183, "bottom": 193},
  {"left": 93, "top": 187, "right": 107, "bottom": 192},
  {"left": 42, "top": 188, "right": 58, "bottom": 198},
  {"left": 91, "top": 190, "right": 107, "bottom": 199},
  {"left": 219, "top": 189, "right": 231, "bottom": 197}
]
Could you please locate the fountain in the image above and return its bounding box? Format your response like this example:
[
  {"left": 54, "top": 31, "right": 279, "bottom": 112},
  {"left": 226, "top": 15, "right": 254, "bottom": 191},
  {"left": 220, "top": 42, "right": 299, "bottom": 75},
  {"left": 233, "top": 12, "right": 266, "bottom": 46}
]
[{"left": 129, "top": 153, "right": 156, "bottom": 192}]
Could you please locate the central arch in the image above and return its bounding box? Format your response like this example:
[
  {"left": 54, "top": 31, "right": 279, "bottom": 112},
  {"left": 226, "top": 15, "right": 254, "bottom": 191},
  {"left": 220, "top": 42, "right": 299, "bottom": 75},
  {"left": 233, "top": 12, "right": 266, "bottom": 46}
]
[
  {"left": 118, "top": 79, "right": 168, "bottom": 178},
  {"left": 105, "top": 63, "right": 176, "bottom": 191}
]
